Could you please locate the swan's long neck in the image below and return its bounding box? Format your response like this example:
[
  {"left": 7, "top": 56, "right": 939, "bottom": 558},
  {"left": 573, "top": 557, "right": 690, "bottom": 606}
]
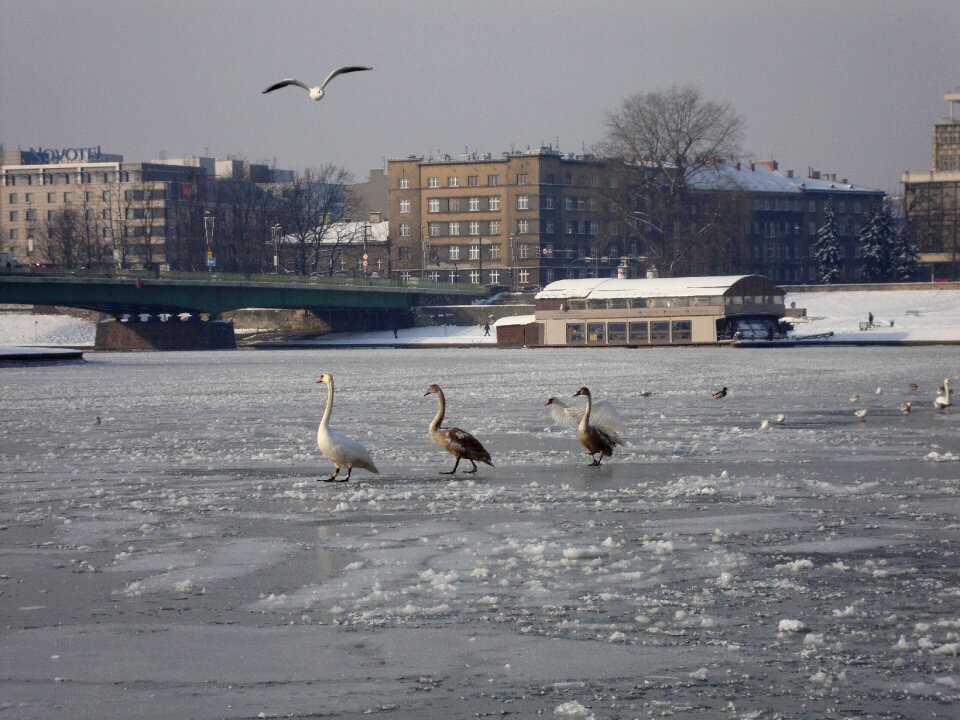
[
  {"left": 320, "top": 378, "right": 334, "bottom": 430},
  {"left": 579, "top": 392, "right": 592, "bottom": 430},
  {"left": 429, "top": 389, "right": 446, "bottom": 434}
]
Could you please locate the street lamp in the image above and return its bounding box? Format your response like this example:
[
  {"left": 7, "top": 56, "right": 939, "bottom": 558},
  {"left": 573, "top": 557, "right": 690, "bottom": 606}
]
[
  {"left": 271, "top": 224, "right": 282, "bottom": 274},
  {"left": 203, "top": 210, "right": 215, "bottom": 273}
]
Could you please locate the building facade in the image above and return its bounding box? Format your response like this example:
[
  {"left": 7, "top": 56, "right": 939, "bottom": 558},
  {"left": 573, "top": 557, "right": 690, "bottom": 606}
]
[
  {"left": 688, "top": 159, "right": 885, "bottom": 284},
  {"left": 534, "top": 275, "right": 785, "bottom": 346},
  {"left": 901, "top": 92, "right": 960, "bottom": 281},
  {"left": 1, "top": 146, "right": 294, "bottom": 271},
  {"left": 388, "top": 148, "right": 615, "bottom": 288},
  {"left": 388, "top": 149, "right": 884, "bottom": 289}
]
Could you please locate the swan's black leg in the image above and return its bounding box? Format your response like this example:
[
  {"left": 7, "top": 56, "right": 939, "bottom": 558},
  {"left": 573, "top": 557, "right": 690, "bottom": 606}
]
[
  {"left": 588, "top": 454, "right": 601, "bottom": 466},
  {"left": 338, "top": 466, "right": 352, "bottom": 482},
  {"left": 441, "top": 457, "right": 461, "bottom": 474},
  {"left": 321, "top": 466, "right": 340, "bottom": 482},
  {"left": 464, "top": 459, "right": 478, "bottom": 474}
]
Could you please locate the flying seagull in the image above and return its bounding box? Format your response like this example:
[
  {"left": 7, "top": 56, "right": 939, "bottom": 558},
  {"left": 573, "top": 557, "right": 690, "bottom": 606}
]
[{"left": 262, "top": 66, "right": 372, "bottom": 101}]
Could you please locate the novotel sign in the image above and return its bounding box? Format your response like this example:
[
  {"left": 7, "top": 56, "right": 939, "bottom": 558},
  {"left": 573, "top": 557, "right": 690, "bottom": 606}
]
[{"left": 24, "top": 145, "right": 105, "bottom": 164}]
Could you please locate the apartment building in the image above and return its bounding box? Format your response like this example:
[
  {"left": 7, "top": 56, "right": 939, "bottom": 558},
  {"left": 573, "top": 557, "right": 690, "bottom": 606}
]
[
  {"left": 390, "top": 148, "right": 885, "bottom": 288},
  {"left": 388, "top": 148, "right": 615, "bottom": 288},
  {"left": 692, "top": 159, "right": 883, "bottom": 284}
]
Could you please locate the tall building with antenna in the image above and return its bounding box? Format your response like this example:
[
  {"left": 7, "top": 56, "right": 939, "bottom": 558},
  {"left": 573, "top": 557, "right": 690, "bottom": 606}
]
[{"left": 902, "top": 91, "right": 960, "bottom": 280}]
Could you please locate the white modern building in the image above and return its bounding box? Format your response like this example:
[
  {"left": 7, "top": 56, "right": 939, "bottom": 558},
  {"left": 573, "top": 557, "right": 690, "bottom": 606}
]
[{"left": 533, "top": 275, "right": 785, "bottom": 346}]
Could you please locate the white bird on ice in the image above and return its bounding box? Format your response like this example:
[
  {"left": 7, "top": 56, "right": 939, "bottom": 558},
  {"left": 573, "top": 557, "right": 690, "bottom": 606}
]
[
  {"left": 314, "top": 373, "right": 379, "bottom": 482},
  {"left": 854, "top": 408, "right": 868, "bottom": 422},
  {"left": 934, "top": 378, "right": 952, "bottom": 410},
  {"left": 775, "top": 414, "right": 786, "bottom": 425},
  {"left": 759, "top": 418, "right": 770, "bottom": 432},
  {"left": 262, "top": 66, "right": 372, "bottom": 101}
]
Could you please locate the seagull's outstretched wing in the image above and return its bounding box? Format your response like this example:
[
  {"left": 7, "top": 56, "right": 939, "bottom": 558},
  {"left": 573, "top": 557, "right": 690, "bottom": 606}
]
[
  {"left": 262, "top": 79, "right": 311, "bottom": 94},
  {"left": 320, "top": 65, "right": 372, "bottom": 90}
]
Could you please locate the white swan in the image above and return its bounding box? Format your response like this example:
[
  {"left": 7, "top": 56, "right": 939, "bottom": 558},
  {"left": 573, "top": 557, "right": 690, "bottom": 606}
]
[
  {"left": 934, "top": 378, "right": 951, "bottom": 410},
  {"left": 854, "top": 408, "right": 868, "bottom": 422},
  {"left": 775, "top": 414, "right": 786, "bottom": 425},
  {"left": 263, "top": 66, "right": 372, "bottom": 101},
  {"left": 545, "top": 396, "right": 624, "bottom": 438},
  {"left": 573, "top": 386, "right": 622, "bottom": 466},
  {"left": 315, "top": 373, "right": 379, "bottom": 482}
]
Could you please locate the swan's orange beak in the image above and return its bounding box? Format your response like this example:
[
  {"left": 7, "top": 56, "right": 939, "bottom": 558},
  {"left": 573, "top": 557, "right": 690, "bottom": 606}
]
[{"left": 545, "top": 398, "right": 553, "bottom": 405}]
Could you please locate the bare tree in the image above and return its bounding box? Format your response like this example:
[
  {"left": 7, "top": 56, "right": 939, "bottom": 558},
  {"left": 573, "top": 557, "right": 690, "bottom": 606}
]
[
  {"left": 597, "top": 85, "right": 745, "bottom": 276},
  {"left": 279, "top": 165, "right": 356, "bottom": 276},
  {"left": 684, "top": 189, "right": 752, "bottom": 275},
  {"left": 38, "top": 208, "right": 82, "bottom": 268},
  {"left": 162, "top": 179, "right": 215, "bottom": 272},
  {"left": 68, "top": 190, "right": 111, "bottom": 268}
]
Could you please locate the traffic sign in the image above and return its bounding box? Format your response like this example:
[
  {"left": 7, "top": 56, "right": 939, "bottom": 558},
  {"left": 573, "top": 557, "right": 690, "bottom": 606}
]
[{"left": 206, "top": 257, "right": 217, "bottom": 267}]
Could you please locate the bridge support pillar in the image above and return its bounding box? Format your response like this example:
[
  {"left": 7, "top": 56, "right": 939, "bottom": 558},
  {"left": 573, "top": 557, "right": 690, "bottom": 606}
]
[{"left": 95, "top": 318, "right": 236, "bottom": 351}]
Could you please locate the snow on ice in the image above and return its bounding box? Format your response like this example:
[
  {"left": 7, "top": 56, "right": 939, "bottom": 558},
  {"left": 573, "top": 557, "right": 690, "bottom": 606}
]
[{"left": 0, "top": 301, "right": 958, "bottom": 718}]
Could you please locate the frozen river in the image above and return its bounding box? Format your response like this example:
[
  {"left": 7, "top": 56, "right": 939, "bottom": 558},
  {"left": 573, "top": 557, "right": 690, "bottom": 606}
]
[{"left": 1, "top": 346, "right": 958, "bottom": 719}]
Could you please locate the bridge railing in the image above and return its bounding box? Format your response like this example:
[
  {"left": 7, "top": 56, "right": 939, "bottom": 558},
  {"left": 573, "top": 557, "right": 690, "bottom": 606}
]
[{"left": 0, "top": 267, "right": 484, "bottom": 293}]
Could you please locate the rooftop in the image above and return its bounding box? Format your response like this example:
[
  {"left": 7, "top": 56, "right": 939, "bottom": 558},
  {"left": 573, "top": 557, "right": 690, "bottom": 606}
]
[
  {"left": 688, "top": 160, "right": 881, "bottom": 194},
  {"left": 535, "top": 275, "right": 771, "bottom": 300}
]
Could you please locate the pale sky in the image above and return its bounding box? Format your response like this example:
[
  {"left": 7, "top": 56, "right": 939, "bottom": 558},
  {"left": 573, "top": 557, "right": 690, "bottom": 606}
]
[{"left": 2, "top": 0, "right": 957, "bottom": 195}]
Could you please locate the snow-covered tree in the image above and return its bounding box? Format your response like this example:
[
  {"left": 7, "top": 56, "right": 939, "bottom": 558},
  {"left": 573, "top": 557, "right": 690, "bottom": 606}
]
[
  {"left": 890, "top": 222, "right": 920, "bottom": 281},
  {"left": 859, "top": 203, "right": 894, "bottom": 282},
  {"left": 814, "top": 199, "right": 842, "bottom": 284}
]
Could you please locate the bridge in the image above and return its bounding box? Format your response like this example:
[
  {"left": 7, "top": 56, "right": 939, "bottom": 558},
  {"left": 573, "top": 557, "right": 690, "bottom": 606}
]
[{"left": 0, "top": 271, "right": 485, "bottom": 349}]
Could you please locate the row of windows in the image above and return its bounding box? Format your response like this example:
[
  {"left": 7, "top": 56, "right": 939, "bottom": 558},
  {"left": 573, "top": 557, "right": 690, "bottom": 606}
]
[
  {"left": 3, "top": 171, "right": 136, "bottom": 187},
  {"left": 401, "top": 194, "right": 603, "bottom": 215},
  {"left": 8, "top": 189, "right": 168, "bottom": 205},
  {"left": 563, "top": 296, "right": 723, "bottom": 311},
  {"left": 425, "top": 220, "right": 501, "bottom": 237},
  {"left": 428, "top": 243, "right": 505, "bottom": 261},
  {"left": 399, "top": 268, "right": 533, "bottom": 286},
  {"left": 397, "top": 171, "right": 606, "bottom": 190},
  {"left": 566, "top": 320, "right": 692, "bottom": 345},
  {"left": 8, "top": 224, "right": 164, "bottom": 241},
  {"left": 561, "top": 294, "right": 778, "bottom": 312}
]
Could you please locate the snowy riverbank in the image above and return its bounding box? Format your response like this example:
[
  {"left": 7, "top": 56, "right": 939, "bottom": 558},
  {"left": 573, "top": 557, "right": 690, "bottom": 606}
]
[
  {"left": 1, "top": 286, "right": 959, "bottom": 352},
  {"left": 786, "top": 288, "right": 960, "bottom": 343}
]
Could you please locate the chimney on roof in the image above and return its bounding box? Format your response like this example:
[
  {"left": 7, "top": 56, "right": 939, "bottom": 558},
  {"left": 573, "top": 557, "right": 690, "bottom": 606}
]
[
  {"left": 368, "top": 211, "right": 382, "bottom": 223},
  {"left": 749, "top": 162, "right": 755, "bottom": 171},
  {"left": 786, "top": 169, "right": 794, "bottom": 178},
  {"left": 759, "top": 160, "right": 778, "bottom": 171},
  {"left": 735, "top": 161, "right": 741, "bottom": 171},
  {"left": 811, "top": 170, "right": 821, "bottom": 180}
]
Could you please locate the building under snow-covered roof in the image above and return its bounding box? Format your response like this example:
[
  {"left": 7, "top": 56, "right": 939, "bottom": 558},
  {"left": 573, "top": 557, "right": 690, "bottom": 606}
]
[
  {"left": 534, "top": 275, "right": 785, "bottom": 346},
  {"left": 687, "top": 159, "right": 882, "bottom": 195}
]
